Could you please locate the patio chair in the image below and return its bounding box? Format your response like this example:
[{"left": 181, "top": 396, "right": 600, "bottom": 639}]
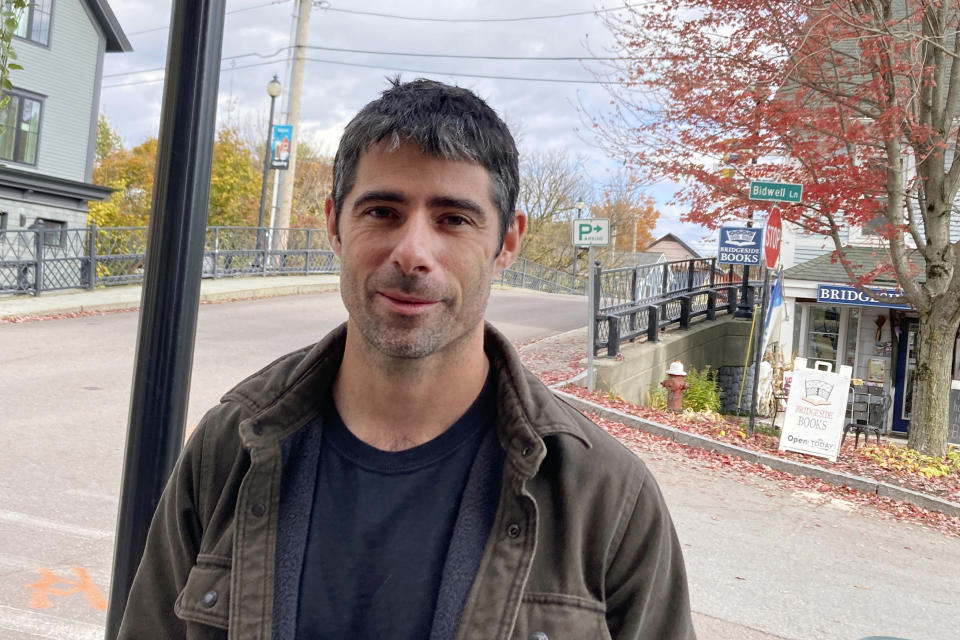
[{"left": 842, "top": 383, "right": 891, "bottom": 448}]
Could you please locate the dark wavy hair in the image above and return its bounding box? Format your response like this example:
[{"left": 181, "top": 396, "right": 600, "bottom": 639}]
[{"left": 331, "top": 78, "right": 519, "bottom": 248}]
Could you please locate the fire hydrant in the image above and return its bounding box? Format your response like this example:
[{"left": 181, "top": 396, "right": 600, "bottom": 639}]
[{"left": 661, "top": 361, "right": 689, "bottom": 412}]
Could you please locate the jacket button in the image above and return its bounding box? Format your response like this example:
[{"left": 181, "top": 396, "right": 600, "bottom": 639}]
[
  {"left": 529, "top": 633, "right": 548, "bottom": 640},
  {"left": 201, "top": 590, "right": 218, "bottom": 607},
  {"left": 251, "top": 503, "right": 266, "bottom": 517},
  {"left": 507, "top": 523, "right": 521, "bottom": 538},
  {"left": 521, "top": 445, "right": 533, "bottom": 457}
]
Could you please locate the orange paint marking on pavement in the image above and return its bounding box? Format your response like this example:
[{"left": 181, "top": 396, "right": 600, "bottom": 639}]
[{"left": 27, "top": 567, "right": 107, "bottom": 610}]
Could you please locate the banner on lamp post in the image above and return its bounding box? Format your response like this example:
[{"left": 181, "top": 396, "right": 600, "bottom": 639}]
[{"left": 270, "top": 124, "right": 293, "bottom": 170}]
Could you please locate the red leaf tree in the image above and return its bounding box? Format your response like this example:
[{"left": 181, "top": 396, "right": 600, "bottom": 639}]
[{"left": 595, "top": 0, "right": 960, "bottom": 455}]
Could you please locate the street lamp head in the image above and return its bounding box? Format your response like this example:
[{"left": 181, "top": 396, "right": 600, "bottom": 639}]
[
  {"left": 266, "top": 75, "right": 282, "bottom": 98},
  {"left": 575, "top": 200, "right": 585, "bottom": 216}
]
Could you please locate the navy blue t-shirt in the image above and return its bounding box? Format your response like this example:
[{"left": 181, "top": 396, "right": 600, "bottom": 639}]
[{"left": 294, "top": 378, "right": 494, "bottom": 639}]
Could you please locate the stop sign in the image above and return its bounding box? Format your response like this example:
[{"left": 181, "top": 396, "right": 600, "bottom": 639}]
[{"left": 763, "top": 209, "right": 782, "bottom": 268}]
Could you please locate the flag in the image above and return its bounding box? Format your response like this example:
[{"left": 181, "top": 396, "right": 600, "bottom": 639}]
[{"left": 761, "top": 268, "right": 784, "bottom": 355}]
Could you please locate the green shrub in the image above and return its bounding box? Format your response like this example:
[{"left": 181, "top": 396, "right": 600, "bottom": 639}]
[
  {"left": 682, "top": 365, "right": 722, "bottom": 413},
  {"left": 649, "top": 385, "right": 668, "bottom": 410}
]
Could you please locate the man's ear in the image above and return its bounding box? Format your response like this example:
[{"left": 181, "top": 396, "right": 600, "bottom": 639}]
[
  {"left": 494, "top": 210, "right": 526, "bottom": 275},
  {"left": 325, "top": 195, "right": 341, "bottom": 257}
]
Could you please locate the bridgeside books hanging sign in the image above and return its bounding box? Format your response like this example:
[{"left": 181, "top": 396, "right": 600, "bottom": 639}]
[{"left": 779, "top": 367, "right": 852, "bottom": 462}]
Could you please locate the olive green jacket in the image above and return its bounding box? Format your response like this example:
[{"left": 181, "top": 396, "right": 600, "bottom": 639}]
[{"left": 118, "top": 324, "right": 695, "bottom": 639}]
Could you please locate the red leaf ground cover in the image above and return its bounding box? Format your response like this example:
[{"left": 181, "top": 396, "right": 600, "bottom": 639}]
[
  {"left": 516, "top": 342, "right": 960, "bottom": 537},
  {"left": 560, "top": 382, "right": 960, "bottom": 505}
]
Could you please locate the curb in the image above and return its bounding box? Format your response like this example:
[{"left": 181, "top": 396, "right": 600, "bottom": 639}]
[
  {"left": 552, "top": 387, "right": 960, "bottom": 519},
  {"left": 0, "top": 280, "right": 340, "bottom": 321}
]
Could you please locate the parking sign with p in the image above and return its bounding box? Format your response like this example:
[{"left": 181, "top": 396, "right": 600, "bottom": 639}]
[{"left": 572, "top": 219, "right": 610, "bottom": 246}]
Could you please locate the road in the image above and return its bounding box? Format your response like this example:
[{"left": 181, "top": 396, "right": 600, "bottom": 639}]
[
  {"left": 1, "top": 288, "right": 958, "bottom": 639},
  {"left": 0, "top": 289, "right": 585, "bottom": 639}
]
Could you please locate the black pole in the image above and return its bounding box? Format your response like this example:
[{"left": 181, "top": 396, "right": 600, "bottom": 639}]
[
  {"left": 748, "top": 265, "right": 771, "bottom": 435},
  {"left": 105, "top": 1, "right": 226, "bottom": 637},
  {"left": 735, "top": 220, "right": 756, "bottom": 318},
  {"left": 256, "top": 89, "right": 277, "bottom": 250}
]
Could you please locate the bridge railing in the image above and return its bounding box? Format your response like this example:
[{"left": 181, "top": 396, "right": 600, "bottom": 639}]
[
  {"left": 593, "top": 258, "right": 759, "bottom": 356},
  {"left": 1, "top": 224, "right": 580, "bottom": 298},
  {"left": 497, "top": 256, "right": 584, "bottom": 295},
  {"left": 0, "top": 224, "right": 339, "bottom": 296}
]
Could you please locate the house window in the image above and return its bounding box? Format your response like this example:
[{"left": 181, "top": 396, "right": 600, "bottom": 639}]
[
  {"left": 35, "top": 218, "right": 65, "bottom": 248},
  {"left": 10, "top": 0, "right": 53, "bottom": 46},
  {"left": 0, "top": 90, "right": 42, "bottom": 165},
  {"left": 0, "top": 211, "right": 7, "bottom": 230},
  {"left": 805, "top": 305, "right": 841, "bottom": 370}
]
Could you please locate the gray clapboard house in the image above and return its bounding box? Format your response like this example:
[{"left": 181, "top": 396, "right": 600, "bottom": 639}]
[
  {"left": 0, "top": 0, "right": 130, "bottom": 292},
  {"left": 0, "top": 0, "right": 130, "bottom": 231}
]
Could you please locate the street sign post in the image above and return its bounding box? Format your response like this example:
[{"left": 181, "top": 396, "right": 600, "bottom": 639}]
[
  {"left": 572, "top": 218, "right": 610, "bottom": 246},
  {"left": 572, "top": 218, "right": 609, "bottom": 393},
  {"left": 763, "top": 208, "right": 782, "bottom": 268},
  {"left": 749, "top": 180, "right": 803, "bottom": 203}
]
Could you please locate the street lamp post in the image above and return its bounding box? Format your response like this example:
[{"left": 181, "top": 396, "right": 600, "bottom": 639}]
[
  {"left": 257, "top": 75, "right": 282, "bottom": 252},
  {"left": 571, "top": 199, "right": 585, "bottom": 290}
]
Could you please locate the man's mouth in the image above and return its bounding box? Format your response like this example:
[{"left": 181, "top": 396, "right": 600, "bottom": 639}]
[{"left": 376, "top": 290, "right": 440, "bottom": 314}]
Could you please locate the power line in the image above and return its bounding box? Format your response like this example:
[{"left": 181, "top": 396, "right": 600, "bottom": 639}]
[
  {"left": 300, "top": 56, "right": 606, "bottom": 83},
  {"left": 104, "top": 44, "right": 625, "bottom": 79},
  {"left": 319, "top": 2, "right": 652, "bottom": 23},
  {"left": 301, "top": 44, "right": 627, "bottom": 61},
  {"left": 102, "top": 59, "right": 286, "bottom": 89},
  {"left": 126, "top": 0, "right": 292, "bottom": 36},
  {"left": 101, "top": 56, "right": 607, "bottom": 89},
  {"left": 104, "top": 50, "right": 285, "bottom": 79}
]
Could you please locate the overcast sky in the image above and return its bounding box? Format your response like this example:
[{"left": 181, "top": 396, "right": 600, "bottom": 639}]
[{"left": 100, "top": 0, "right": 713, "bottom": 252}]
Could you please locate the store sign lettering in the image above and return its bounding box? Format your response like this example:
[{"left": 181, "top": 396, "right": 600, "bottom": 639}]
[
  {"left": 779, "top": 367, "right": 851, "bottom": 462},
  {"left": 816, "top": 285, "right": 911, "bottom": 309}
]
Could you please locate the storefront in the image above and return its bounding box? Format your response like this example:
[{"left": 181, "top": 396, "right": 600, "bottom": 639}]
[{"left": 779, "top": 256, "right": 960, "bottom": 436}]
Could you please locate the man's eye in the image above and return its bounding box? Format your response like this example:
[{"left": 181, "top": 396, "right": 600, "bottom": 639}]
[
  {"left": 442, "top": 214, "right": 470, "bottom": 226},
  {"left": 365, "top": 207, "right": 394, "bottom": 219}
]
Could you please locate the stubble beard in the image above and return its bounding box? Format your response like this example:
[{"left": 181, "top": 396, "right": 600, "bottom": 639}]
[{"left": 343, "top": 269, "right": 490, "bottom": 360}]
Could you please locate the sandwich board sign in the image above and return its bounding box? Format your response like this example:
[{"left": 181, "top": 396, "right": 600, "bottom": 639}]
[
  {"left": 779, "top": 365, "right": 852, "bottom": 462},
  {"left": 572, "top": 219, "right": 610, "bottom": 246}
]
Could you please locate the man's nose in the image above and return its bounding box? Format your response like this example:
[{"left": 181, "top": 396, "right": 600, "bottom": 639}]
[{"left": 389, "top": 212, "right": 436, "bottom": 275}]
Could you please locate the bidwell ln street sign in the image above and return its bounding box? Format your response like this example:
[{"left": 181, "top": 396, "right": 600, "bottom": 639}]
[
  {"left": 572, "top": 218, "right": 610, "bottom": 246},
  {"left": 749, "top": 180, "right": 803, "bottom": 204}
]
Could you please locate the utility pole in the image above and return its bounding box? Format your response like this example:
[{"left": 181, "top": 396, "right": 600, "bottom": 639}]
[{"left": 275, "top": 0, "right": 311, "bottom": 244}]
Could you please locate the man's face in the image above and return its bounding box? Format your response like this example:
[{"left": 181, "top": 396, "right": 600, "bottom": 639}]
[{"left": 326, "top": 140, "right": 524, "bottom": 359}]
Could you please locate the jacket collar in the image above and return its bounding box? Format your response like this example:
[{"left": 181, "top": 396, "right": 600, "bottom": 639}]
[{"left": 223, "top": 322, "right": 591, "bottom": 472}]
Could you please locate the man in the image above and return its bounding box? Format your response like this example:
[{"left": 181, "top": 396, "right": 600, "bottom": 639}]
[{"left": 119, "top": 79, "right": 695, "bottom": 639}]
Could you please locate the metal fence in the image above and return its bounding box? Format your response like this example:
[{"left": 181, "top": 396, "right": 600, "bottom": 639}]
[
  {"left": 497, "top": 256, "right": 585, "bottom": 295},
  {"left": 0, "top": 225, "right": 586, "bottom": 298},
  {"left": 593, "top": 257, "right": 758, "bottom": 355},
  {"left": 0, "top": 224, "right": 339, "bottom": 296}
]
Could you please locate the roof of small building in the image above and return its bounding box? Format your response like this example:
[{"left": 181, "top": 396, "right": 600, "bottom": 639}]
[
  {"left": 647, "top": 232, "right": 703, "bottom": 259},
  {"left": 86, "top": 0, "right": 132, "bottom": 53},
  {"left": 633, "top": 251, "right": 666, "bottom": 265},
  {"left": 783, "top": 245, "right": 925, "bottom": 285}
]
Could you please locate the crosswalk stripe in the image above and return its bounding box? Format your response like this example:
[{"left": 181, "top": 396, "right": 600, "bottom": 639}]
[
  {"left": 0, "top": 605, "right": 103, "bottom": 640},
  {"left": 0, "top": 509, "right": 112, "bottom": 541}
]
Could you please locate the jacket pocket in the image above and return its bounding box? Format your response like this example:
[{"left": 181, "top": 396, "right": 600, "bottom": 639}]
[
  {"left": 510, "top": 592, "right": 612, "bottom": 640},
  {"left": 174, "top": 554, "right": 232, "bottom": 631}
]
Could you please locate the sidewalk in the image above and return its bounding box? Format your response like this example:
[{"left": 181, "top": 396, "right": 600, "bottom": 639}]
[
  {"left": 0, "top": 274, "right": 340, "bottom": 321},
  {"left": 517, "top": 329, "right": 960, "bottom": 520}
]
